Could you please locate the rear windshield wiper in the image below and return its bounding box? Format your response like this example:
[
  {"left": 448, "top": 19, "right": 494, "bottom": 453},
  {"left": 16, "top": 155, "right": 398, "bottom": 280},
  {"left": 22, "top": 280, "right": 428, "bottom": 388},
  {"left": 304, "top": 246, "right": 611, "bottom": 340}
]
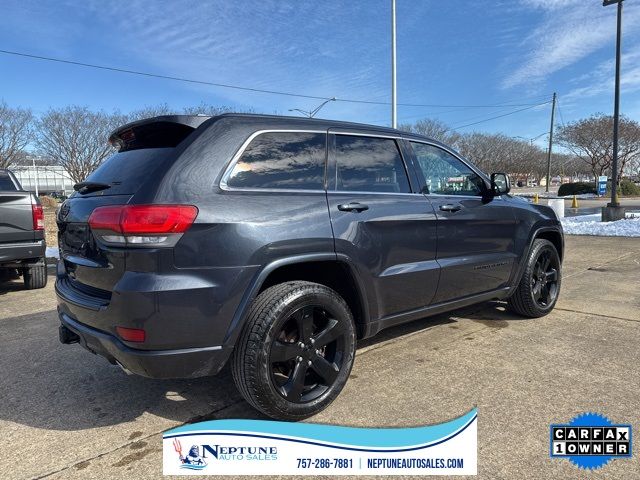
[{"left": 73, "top": 181, "right": 112, "bottom": 194}]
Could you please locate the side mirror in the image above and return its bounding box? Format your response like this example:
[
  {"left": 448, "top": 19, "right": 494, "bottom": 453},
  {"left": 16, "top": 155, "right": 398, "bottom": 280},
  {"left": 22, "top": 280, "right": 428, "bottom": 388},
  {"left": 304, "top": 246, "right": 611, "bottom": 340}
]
[{"left": 491, "top": 173, "right": 511, "bottom": 195}]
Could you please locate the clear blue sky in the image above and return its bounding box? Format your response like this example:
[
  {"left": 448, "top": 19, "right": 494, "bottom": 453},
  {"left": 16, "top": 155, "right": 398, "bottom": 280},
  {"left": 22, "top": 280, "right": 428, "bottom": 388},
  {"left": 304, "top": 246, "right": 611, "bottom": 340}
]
[{"left": 1, "top": 0, "right": 639, "bottom": 147}]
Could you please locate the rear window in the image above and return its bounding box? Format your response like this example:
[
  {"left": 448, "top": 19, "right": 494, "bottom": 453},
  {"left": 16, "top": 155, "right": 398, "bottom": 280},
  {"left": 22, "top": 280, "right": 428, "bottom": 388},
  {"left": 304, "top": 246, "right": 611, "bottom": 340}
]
[
  {"left": 225, "top": 132, "right": 326, "bottom": 190},
  {"left": 82, "top": 148, "right": 173, "bottom": 196},
  {"left": 0, "top": 172, "right": 17, "bottom": 191}
]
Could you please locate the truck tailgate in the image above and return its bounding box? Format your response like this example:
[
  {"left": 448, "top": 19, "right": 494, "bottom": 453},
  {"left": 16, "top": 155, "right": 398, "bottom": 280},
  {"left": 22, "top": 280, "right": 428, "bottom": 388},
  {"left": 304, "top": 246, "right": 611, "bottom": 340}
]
[{"left": 0, "top": 192, "right": 36, "bottom": 243}]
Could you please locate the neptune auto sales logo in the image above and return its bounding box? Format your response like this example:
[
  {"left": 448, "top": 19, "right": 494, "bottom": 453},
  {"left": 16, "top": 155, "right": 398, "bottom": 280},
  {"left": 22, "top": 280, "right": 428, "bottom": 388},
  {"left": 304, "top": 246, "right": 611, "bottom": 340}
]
[
  {"left": 171, "top": 437, "right": 279, "bottom": 471},
  {"left": 550, "top": 413, "right": 632, "bottom": 470},
  {"left": 172, "top": 439, "right": 208, "bottom": 470}
]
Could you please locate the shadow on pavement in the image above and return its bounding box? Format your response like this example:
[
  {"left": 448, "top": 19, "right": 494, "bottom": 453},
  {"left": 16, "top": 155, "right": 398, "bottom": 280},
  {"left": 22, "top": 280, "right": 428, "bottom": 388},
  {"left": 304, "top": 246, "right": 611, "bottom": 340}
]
[{"left": 0, "top": 299, "right": 528, "bottom": 431}]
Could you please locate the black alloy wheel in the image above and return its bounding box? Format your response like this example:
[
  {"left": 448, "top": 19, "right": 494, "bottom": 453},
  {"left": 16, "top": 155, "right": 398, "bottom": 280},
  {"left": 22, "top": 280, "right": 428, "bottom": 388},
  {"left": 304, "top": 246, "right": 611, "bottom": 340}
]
[
  {"left": 508, "top": 239, "right": 562, "bottom": 318},
  {"left": 270, "top": 304, "right": 347, "bottom": 403},
  {"left": 530, "top": 248, "right": 559, "bottom": 308},
  {"left": 232, "top": 281, "right": 356, "bottom": 420}
]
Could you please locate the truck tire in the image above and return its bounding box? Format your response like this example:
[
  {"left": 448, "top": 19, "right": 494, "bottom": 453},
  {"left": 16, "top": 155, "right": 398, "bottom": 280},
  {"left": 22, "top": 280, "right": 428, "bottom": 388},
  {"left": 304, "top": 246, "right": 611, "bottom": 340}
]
[
  {"left": 508, "top": 239, "right": 561, "bottom": 318},
  {"left": 232, "top": 281, "right": 356, "bottom": 420},
  {"left": 23, "top": 260, "right": 47, "bottom": 290}
]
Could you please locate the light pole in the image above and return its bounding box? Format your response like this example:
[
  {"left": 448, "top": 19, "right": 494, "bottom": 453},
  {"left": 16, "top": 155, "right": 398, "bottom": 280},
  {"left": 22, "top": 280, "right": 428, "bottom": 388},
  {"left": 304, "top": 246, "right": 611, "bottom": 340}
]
[
  {"left": 514, "top": 132, "right": 548, "bottom": 146},
  {"left": 288, "top": 97, "right": 336, "bottom": 118},
  {"left": 602, "top": 0, "right": 625, "bottom": 221},
  {"left": 391, "top": 0, "right": 397, "bottom": 129}
]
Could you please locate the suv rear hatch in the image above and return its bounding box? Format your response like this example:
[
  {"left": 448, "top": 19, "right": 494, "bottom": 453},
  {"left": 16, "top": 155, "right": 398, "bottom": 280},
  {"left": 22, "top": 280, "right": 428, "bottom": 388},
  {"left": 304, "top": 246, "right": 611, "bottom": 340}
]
[{"left": 57, "top": 116, "right": 208, "bottom": 298}]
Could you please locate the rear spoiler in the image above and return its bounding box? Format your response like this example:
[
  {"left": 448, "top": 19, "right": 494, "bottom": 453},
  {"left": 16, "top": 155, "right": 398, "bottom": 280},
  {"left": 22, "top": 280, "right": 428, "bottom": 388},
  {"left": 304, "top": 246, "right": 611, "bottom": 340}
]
[{"left": 108, "top": 115, "right": 212, "bottom": 152}]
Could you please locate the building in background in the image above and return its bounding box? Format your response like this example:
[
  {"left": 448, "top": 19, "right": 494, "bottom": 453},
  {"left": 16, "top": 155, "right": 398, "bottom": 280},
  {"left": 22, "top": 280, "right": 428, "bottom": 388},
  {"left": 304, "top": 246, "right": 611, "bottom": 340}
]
[{"left": 11, "top": 165, "right": 74, "bottom": 196}]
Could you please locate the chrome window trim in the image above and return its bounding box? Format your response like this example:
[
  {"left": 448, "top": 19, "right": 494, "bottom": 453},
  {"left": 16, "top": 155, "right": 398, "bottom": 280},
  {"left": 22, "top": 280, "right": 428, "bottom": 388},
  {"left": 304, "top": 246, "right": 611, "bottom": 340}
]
[
  {"left": 331, "top": 130, "right": 403, "bottom": 140},
  {"left": 219, "top": 129, "right": 328, "bottom": 192},
  {"left": 327, "top": 191, "right": 422, "bottom": 197},
  {"left": 424, "top": 192, "right": 504, "bottom": 201}
]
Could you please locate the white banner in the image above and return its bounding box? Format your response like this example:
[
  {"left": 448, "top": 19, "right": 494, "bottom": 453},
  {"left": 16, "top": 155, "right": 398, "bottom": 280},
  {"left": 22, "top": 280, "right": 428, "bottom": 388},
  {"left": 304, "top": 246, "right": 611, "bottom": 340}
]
[{"left": 163, "top": 408, "right": 477, "bottom": 475}]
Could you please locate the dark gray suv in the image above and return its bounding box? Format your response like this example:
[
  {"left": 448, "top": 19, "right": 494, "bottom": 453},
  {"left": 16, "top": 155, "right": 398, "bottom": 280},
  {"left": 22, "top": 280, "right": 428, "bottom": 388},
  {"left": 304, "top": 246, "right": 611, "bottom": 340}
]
[{"left": 56, "top": 114, "right": 563, "bottom": 420}]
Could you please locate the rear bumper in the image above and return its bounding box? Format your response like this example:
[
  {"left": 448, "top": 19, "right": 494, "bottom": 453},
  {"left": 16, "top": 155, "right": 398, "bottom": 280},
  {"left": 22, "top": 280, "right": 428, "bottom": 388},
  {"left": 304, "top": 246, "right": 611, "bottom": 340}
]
[
  {"left": 58, "top": 310, "right": 233, "bottom": 379},
  {"left": 0, "top": 239, "right": 46, "bottom": 265}
]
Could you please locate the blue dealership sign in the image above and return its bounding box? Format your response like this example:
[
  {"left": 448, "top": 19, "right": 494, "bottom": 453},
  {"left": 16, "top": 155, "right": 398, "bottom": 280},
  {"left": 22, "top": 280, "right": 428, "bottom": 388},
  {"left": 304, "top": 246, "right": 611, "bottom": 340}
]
[{"left": 598, "top": 176, "right": 607, "bottom": 196}]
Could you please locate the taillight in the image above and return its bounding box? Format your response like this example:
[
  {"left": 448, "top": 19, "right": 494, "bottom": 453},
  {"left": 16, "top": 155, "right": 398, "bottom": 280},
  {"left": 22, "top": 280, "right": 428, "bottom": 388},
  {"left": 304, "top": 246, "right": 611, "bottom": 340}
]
[
  {"left": 31, "top": 200, "right": 44, "bottom": 231},
  {"left": 88, "top": 205, "right": 198, "bottom": 246},
  {"left": 116, "top": 326, "right": 146, "bottom": 343}
]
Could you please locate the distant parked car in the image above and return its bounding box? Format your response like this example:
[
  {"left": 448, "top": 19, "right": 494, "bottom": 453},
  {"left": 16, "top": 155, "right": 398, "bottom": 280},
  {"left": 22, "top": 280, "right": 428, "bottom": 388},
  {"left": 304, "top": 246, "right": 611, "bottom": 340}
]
[
  {"left": 57, "top": 114, "right": 564, "bottom": 420},
  {"left": 0, "top": 169, "right": 47, "bottom": 289}
]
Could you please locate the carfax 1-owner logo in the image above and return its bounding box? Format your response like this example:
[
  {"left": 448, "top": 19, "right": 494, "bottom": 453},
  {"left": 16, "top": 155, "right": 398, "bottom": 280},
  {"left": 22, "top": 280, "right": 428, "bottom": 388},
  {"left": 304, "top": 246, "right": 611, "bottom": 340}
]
[{"left": 550, "top": 413, "right": 632, "bottom": 470}]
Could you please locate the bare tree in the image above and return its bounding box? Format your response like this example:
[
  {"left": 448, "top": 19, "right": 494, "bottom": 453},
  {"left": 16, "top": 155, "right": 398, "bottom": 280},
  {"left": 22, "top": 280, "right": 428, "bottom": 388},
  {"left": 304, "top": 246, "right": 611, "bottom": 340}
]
[
  {"left": 127, "top": 103, "right": 176, "bottom": 122},
  {"left": 399, "top": 118, "right": 461, "bottom": 145},
  {"left": 181, "top": 102, "right": 236, "bottom": 116},
  {"left": 127, "top": 103, "right": 240, "bottom": 122},
  {"left": 0, "top": 101, "right": 34, "bottom": 169},
  {"left": 36, "top": 106, "right": 126, "bottom": 183},
  {"left": 557, "top": 113, "right": 640, "bottom": 182}
]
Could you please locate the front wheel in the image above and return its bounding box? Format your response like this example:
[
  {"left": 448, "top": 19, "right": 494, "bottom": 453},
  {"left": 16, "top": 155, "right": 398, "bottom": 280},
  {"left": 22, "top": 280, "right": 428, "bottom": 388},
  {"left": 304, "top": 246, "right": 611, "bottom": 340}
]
[
  {"left": 232, "top": 281, "right": 356, "bottom": 420},
  {"left": 508, "top": 239, "right": 561, "bottom": 318}
]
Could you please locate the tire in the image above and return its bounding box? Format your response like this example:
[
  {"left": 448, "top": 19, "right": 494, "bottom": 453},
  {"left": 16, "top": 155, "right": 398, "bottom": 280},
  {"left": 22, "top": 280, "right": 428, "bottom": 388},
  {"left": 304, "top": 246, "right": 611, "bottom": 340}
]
[
  {"left": 508, "top": 239, "right": 561, "bottom": 318},
  {"left": 23, "top": 260, "right": 48, "bottom": 290},
  {"left": 232, "top": 281, "right": 356, "bottom": 420}
]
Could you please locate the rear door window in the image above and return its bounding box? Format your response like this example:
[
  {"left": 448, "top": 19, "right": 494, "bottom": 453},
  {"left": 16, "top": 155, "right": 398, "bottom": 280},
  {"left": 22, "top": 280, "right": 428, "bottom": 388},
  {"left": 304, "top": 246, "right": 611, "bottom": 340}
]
[
  {"left": 225, "top": 132, "right": 326, "bottom": 190},
  {"left": 332, "top": 135, "right": 410, "bottom": 193},
  {"left": 0, "top": 172, "right": 17, "bottom": 190}
]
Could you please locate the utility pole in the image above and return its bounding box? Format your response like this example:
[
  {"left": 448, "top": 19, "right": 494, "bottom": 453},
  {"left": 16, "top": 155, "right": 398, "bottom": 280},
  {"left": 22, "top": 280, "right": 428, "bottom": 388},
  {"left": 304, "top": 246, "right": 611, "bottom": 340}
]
[
  {"left": 545, "top": 92, "right": 556, "bottom": 193},
  {"left": 602, "top": 0, "right": 625, "bottom": 221},
  {"left": 391, "top": 0, "right": 397, "bottom": 129}
]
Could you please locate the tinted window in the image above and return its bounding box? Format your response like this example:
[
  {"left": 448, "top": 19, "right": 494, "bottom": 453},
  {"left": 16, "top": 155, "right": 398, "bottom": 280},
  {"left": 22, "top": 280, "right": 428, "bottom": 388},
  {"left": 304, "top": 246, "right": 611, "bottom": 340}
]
[
  {"left": 411, "top": 142, "right": 485, "bottom": 196},
  {"left": 226, "top": 132, "right": 326, "bottom": 190},
  {"left": 333, "top": 135, "right": 410, "bottom": 193},
  {"left": 83, "top": 148, "right": 173, "bottom": 196},
  {"left": 0, "top": 172, "right": 17, "bottom": 191}
]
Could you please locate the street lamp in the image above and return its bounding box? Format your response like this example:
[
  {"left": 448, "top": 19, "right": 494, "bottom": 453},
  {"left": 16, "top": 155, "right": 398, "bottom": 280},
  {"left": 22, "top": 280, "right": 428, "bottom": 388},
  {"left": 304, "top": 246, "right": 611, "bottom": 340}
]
[
  {"left": 288, "top": 97, "right": 336, "bottom": 118},
  {"left": 602, "top": 0, "right": 625, "bottom": 221},
  {"left": 514, "top": 132, "right": 548, "bottom": 146}
]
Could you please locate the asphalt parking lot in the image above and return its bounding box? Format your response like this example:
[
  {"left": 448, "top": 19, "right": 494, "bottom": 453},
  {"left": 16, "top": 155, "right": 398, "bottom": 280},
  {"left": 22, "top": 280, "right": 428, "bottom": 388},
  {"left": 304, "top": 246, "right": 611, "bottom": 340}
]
[{"left": 1, "top": 236, "right": 639, "bottom": 479}]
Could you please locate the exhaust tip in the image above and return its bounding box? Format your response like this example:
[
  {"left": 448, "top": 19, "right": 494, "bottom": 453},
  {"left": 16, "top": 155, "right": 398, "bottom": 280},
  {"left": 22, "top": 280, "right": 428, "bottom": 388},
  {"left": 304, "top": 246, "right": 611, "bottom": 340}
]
[
  {"left": 116, "top": 361, "right": 133, "bottom": 375},
  {"left": 59, "top": 325, "right": 80, "bottom": 344}
]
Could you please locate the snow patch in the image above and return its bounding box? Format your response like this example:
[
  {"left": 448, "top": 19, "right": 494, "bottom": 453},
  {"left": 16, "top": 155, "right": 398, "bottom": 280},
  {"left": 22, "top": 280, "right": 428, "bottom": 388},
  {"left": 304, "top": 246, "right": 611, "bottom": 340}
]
[
  {"left": 561, "top": 213, "right": 640, "bottom": 237},
  {"left": 46, "top": 247, "right": 60, "bottom": 259}
]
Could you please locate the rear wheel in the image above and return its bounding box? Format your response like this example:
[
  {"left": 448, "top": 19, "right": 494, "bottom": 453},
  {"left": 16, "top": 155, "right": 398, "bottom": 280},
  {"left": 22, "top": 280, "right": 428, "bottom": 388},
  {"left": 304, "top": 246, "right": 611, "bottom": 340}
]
[
  {"left": 232, "top": 281, "right": 356, "bottom": 420},
  {"left": 23, "top": 260, "right": 47, "bottom": 290},
  {"left": 508, "top": 239, "right": 561, "bottom": 317}
]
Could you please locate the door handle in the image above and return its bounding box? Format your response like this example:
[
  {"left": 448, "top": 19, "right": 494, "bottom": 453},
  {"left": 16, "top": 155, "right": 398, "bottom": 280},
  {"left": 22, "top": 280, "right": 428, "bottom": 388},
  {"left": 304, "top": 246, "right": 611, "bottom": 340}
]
[
  {"left": 338, "top": 202, "right": 369, "bottom": 212},
  {"left": 439, "top": 204, "right": 462, "bottom": 213}
]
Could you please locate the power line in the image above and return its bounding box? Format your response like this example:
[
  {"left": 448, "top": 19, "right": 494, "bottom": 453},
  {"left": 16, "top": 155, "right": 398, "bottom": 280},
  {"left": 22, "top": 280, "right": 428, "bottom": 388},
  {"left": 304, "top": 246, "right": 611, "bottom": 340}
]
[
  {"left": 556, "top": 97, "right": 567, "bottom": 128},
  {"left": 0, "top": 49, "right": 333, "bottom": 102},
  {"left": 444, "top": 105, "right": 532, "bottom": 126},
  {"left": 0, "top": 48, "right": 553, "bottom": 109},
  {"left": 449, "top": 102, "right": 551, "bottom": 131}
]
